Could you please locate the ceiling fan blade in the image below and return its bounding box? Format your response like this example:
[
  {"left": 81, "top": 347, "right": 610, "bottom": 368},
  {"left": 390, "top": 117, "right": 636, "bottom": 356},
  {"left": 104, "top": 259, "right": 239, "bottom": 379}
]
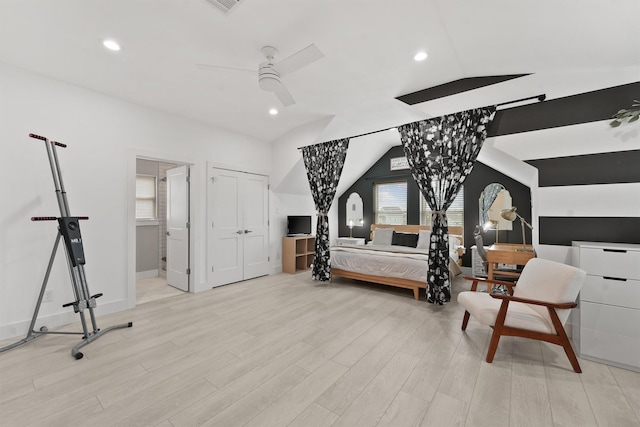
[
  {"left": 196, "top": 63, "right": 255, "bottom": 73},
  {"left": 274, "top": 85, "right": 296, "bottom": 106},
  {"left": 275, "top": 44, "right": 324, "bottom": 76}
]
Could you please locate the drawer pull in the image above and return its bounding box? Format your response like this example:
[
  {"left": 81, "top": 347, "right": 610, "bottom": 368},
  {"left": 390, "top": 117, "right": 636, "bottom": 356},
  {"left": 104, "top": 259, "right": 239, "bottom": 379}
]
[
  {"left": 602, "top": 249, "right": 627, "bottom": 253},
  {"left": 603, "top": 276, "right": 627, "bottom": 282}
]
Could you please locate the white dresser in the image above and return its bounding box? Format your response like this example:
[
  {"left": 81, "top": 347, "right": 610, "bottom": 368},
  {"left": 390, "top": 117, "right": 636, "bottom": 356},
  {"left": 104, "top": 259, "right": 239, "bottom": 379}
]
[
  {"left": 335, "top": 237, "right": 365, "bottom": 246},
  {"left": 572, "top": 241, "right": 640, "bottom": 371}
]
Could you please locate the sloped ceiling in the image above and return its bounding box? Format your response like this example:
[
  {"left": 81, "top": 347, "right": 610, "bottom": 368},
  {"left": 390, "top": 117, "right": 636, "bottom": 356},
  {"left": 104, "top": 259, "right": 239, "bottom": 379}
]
[{"left": 1, "top": 0, "right": 638, "bottom": 144}]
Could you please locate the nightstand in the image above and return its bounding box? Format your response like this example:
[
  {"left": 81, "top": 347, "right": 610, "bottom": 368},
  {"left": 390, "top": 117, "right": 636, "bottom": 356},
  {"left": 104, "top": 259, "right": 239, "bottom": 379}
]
[{"left": 335, "top": 237, "right": 365, "bottom": 246}]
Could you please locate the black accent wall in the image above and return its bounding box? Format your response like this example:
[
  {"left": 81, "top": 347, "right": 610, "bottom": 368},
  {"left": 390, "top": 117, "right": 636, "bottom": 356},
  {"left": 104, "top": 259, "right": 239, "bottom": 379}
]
[{"left": 337, "top": 146, "right": 532, "bottom": 267}]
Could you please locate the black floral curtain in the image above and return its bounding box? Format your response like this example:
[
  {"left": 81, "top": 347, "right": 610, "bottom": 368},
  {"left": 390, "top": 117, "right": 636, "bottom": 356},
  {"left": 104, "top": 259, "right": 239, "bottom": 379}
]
[
  {"left": 301, "top": 138, "right": 350, "bottom": 281},
  {"left": 398, "top": 107, "right": 496, "bottom": 304}
]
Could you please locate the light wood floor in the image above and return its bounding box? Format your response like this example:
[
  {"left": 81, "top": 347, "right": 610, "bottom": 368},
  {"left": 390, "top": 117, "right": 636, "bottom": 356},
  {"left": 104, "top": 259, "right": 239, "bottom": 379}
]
[
  {"left": 137, "top": 276, "right": 185, "bottom": 305},
  {"left": 1, "top": 273, "right": 639, "bottom": 427}
]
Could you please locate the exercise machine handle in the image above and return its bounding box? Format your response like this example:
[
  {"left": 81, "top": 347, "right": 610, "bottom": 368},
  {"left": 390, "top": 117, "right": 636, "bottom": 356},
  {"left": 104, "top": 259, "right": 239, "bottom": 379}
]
[
  {"left": 28, "top": 133, "right": 67, "bottom": 147},
  {"left": 31, "top": 216, "right": 89, "bottom": 221}
]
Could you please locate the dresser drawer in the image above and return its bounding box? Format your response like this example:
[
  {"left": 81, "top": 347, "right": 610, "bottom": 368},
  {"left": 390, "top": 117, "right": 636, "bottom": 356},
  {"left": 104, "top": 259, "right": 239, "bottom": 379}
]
[
  {"left": 579, "top": 327, "right": 640, "bottom": 370},
  {"left": 578, "top": 247, "right": 640, "bottom": 279},
  {"left": 580, "top": 276, "right": 640, "bottom": 309},
  {"left": 580, "top": 301, "right": 640, "bottom": 340}
]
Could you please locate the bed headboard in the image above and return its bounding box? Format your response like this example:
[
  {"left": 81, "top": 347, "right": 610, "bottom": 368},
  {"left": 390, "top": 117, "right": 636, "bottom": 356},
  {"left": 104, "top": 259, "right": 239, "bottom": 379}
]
[{"left": 370, "top": 224, "right": 464, "bottom": 246}]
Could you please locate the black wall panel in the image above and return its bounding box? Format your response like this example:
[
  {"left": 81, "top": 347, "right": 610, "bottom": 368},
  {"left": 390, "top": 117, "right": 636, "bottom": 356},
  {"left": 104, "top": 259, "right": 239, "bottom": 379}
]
[
  {"left": 527, "top": 150, "right": 640, "bottom": 187},
  {"left": 539, "top": 217, "right": 640, "bottom": 246}
]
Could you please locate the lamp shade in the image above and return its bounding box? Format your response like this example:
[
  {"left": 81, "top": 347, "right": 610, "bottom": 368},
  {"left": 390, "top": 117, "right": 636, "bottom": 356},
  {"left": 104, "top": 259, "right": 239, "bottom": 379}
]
[{"left": 500, "top": 207, "right": 517, "bottom": 222}]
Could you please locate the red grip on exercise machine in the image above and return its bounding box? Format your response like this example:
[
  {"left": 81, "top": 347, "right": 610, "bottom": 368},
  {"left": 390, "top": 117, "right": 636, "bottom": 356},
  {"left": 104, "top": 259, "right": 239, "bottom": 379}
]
[
  {"left": 29, "top": 133, "right": 47, "bottom": 141},
  {"left": 51, "top": 141, "right": 67, "bottom": 148}
]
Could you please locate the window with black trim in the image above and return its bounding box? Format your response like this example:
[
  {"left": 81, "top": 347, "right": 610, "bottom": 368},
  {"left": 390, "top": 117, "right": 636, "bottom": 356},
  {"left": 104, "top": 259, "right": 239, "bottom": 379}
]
[
  {"left": 420, "top": 186, "right": 464, "bottom": 227},
  {"left": 373, "top": 181, "right": 407, "bottom": 225}
]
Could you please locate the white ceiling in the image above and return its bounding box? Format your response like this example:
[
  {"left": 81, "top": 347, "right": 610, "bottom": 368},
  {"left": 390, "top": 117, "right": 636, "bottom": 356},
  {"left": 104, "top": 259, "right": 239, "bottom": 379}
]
[{"left": 1, "top": 0, "right": 639, "bottom": 143}]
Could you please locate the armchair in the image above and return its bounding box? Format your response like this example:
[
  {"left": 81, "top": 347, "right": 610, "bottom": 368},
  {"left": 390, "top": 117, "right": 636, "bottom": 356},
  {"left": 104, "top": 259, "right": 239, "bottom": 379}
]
[{"left": 458, "top": 258, "right": 587, "bottom": 373}]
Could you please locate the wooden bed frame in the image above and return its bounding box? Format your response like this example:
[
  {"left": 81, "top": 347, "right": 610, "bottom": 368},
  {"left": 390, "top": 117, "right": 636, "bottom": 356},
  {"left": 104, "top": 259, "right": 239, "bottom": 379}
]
[{"left": 331, "top": 224, "right": 464, "bottom": 300}]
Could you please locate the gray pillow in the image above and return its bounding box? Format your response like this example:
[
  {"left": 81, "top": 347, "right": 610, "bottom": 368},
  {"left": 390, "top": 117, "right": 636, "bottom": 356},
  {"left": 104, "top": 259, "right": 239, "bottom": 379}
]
[{"left": 371, "top": 227, "right": 394, "bottom": 245}]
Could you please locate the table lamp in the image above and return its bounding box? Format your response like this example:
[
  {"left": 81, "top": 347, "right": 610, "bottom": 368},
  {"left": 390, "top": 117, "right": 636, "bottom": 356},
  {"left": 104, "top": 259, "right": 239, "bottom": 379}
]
[
  {"left": 483, "top": 220, "right": 498, "bottom": 243},
  {"left": 348, "top": 218, "right": 363, "bottom": 238},
  {"left": 500, "top": 206, "right": 534, "bottom": 249}
]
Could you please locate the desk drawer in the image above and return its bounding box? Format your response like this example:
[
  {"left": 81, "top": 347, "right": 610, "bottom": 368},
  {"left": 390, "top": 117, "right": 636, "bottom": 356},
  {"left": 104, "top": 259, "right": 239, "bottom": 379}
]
[
  {"left": 578, "top": 247, "right": 640, "bottom": 279},
  {"left": 581, "top": 276, "right": 640, "bottom": 309}
]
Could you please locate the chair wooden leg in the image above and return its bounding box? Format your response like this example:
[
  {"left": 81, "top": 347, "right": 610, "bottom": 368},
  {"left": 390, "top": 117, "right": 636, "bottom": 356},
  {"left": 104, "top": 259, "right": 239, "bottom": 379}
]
[
  {"left": 486, "top": 299, "right": 510, "bottom": 363},
  {"left": 548, "top": 307, "right": 582, "bottom": 373},
  {"left": 461, "top": 311, "right": 471, "bottom": 330},
  {"left": 486, "top": 327, "right": 502, "bottom": 363}
]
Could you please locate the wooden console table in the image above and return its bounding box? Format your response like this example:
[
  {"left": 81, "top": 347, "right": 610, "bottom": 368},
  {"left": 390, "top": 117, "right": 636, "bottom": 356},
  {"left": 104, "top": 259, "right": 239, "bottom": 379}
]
[{"left": 486, "top": 243, "right": 536, "bottom": 286}]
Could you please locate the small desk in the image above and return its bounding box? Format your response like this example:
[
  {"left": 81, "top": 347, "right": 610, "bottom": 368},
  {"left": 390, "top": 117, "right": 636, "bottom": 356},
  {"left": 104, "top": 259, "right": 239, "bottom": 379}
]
[{"left": 486, "top": 243, "right": 536, "bottom": 290}]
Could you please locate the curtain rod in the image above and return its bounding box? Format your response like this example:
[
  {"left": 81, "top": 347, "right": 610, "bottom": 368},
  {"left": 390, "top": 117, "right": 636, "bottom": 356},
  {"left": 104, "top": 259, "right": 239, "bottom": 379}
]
[{"left": 297, "top": 94, "right": 546, "bottom": 150}]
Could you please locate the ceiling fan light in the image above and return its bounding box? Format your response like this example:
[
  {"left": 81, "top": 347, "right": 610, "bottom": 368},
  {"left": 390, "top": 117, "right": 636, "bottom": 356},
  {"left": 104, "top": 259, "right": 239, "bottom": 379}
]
[
  {"left": 258, "top": 62, "right": 281, "bottom": 92},
  {"left": 259, "top": 75, "right": 280, "bottom": 92}
]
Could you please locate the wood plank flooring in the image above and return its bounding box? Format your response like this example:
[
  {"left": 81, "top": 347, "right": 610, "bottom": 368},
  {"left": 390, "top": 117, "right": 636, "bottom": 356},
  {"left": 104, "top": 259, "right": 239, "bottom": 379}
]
[{"left": 1, "top": 272, "right": 639, "bottom": 426}]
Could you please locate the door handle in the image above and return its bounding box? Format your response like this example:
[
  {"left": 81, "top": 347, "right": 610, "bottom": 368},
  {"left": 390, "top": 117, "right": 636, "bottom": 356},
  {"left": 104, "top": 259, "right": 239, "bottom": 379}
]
[
  {"left": 166, "top": 231, "right": 170, "bottom": 236},
  {"left": 244, "top": 230, "right": 252, "bottom": 234},
  {"left": 236, "top": 230, "right": 244, "bottom": 234}
]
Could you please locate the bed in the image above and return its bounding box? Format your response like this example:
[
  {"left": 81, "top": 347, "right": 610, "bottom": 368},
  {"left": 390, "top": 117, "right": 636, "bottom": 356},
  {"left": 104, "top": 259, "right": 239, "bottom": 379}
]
[{"left": 330, "top": 224, "right": 464, "bottom": 300}]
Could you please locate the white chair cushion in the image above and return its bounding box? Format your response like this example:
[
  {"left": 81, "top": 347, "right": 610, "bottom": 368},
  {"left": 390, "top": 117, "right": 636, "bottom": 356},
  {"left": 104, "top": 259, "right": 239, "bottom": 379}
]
[
  {"left": 457, "top": 292, "right": 555, "bottom": 334},
  {"left": 512, "top": 258, "right": 586, "bottom": 325}
]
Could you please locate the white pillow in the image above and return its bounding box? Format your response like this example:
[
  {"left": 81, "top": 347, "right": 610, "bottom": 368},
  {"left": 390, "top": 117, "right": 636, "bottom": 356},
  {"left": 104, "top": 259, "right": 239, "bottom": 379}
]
[
  {"left": 449, "top": 235, "right": 463, "bottom": 250},
  {"left": 371, "top": 227, "right": 394, "bottom": 245},
  {"left": 416, "top": 230, "right": 431, "bottom": 249}
]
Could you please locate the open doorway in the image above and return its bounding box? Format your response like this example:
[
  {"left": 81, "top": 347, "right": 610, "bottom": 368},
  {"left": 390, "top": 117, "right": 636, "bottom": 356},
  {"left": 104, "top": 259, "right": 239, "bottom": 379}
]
[{"left": 135, "top": 158, "right": 189, "bottom": 304}]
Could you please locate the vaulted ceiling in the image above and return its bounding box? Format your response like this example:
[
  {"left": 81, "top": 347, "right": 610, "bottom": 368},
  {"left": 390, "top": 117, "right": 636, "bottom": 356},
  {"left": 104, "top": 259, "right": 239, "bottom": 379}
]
[{"left": 1, "top": 0, "right": 638, "bottom": 143}]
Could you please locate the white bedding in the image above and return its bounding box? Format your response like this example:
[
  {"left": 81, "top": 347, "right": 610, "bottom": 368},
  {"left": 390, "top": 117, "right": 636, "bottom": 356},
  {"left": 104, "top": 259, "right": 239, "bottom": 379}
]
[{"left": 331, "top": 244, "right": 462, "bottom": 282}]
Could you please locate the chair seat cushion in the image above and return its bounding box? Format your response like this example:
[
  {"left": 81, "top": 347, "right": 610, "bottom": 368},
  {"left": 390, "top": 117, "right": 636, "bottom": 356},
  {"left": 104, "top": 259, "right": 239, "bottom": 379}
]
[{"left": 457, "top": 291, "right": 554, "bottom": 334}]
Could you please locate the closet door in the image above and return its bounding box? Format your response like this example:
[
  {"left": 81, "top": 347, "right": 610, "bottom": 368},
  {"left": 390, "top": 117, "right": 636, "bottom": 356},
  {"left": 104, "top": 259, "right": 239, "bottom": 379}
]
[
  {"left": 208, "top": 167, "right": 269, "bottom": 287},
  {"left": 242, "top": 173, "right": 269, "bottom": 280}
]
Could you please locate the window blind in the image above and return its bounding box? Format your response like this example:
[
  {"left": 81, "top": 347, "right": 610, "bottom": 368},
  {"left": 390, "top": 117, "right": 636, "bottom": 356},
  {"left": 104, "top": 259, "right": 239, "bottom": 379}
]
[
  {"left": 136, "top": 175, "right": 157, "bottom": 220},
  {"left": 420, "top": 186, "right": 464, "bottom": 227}
]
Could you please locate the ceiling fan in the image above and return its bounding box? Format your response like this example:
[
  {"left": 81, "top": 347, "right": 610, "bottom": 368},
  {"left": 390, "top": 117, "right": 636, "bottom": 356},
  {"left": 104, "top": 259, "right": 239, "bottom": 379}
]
[{"left": 197, "top": 44, "right": 324, "bottom": 107}]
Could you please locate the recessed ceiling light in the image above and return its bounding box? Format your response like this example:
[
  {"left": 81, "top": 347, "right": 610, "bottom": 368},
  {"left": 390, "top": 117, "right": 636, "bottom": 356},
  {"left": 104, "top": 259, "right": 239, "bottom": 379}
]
[
  {"left": 414, "top": 51, "right": 428, "bottom": 61},
  {"left": 269, "top": 108, "right": 278, "bottom": 115},
  {"left": 102, "top": 39, "right": 121, "bottom": 51}
]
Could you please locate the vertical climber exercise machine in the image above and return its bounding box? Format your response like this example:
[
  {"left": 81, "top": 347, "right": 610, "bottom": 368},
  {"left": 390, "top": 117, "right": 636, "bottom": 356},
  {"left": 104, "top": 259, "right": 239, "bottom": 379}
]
[{"left": 0, "top": 133, "right": 132, "bottom": 359}]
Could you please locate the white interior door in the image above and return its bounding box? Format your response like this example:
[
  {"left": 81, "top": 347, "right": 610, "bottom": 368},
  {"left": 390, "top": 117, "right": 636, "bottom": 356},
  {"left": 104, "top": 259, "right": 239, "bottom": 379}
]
[
  {"left": 208, "top": 167, "right": 269, "bottom": 287},
  {"left": 209, "top": 169, "right": 244, "bottom": 286},
  {"left": 166, "top": 165, "right": 189, "bottom": 291},
  {"left": 242, "top": 174, "right": 269, "bottom": 280}
]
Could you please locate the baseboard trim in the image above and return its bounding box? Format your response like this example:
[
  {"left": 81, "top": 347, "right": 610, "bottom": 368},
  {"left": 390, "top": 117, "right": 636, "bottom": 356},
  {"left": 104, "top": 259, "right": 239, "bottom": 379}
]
[{"left": 136, "top": 269, "right": 159, "bottom": 280}]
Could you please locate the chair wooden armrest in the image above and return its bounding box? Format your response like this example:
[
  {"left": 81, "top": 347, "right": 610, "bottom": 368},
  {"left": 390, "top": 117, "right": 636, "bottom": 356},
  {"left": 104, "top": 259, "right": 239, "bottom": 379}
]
[{"left": 489, "top": 293, "right": 577, "bottom": 309}]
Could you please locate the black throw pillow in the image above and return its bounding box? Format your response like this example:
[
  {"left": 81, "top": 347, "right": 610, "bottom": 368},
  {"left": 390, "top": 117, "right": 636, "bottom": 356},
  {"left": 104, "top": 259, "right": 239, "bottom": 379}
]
[{"left": 391, "top": 231, "right": 419, "bottom": 248}]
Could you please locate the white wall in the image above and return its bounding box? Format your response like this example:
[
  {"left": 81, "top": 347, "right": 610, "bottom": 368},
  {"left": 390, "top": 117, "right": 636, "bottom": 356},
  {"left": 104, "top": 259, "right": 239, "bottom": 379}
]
[{"left": 0, "top": 63, "right": 271, "bottom": 340}]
